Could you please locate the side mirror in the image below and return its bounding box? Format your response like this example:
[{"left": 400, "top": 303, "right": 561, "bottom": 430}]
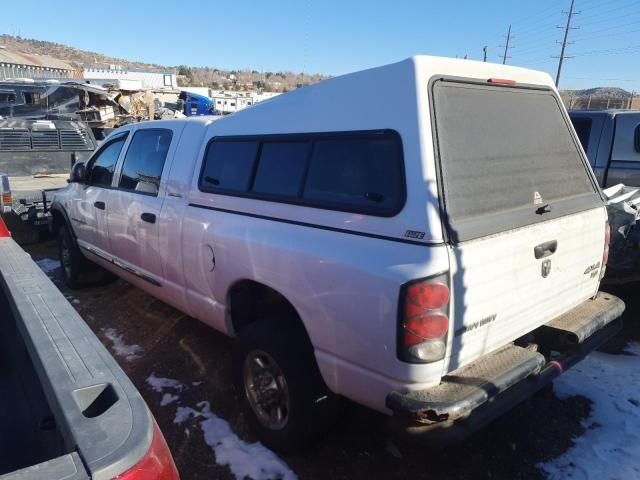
[{"left": 70, "top": 162, "right": 87, "bottom": 184}]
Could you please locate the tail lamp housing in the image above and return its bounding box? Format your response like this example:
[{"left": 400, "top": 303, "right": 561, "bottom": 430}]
[
  {"left": 0, "top": 217, "right": 9, "bottom": 238},
  {"left": 398, "top": 273, "right": 450, "bottom": 363},
  {"left": 112, "top": 417, "right": 179, "bottom": 480}
]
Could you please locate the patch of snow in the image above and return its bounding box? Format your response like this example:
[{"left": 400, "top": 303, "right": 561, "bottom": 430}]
[
  {"left": 174, "top": 401, "right": 297, "bottom": 480},
  {"left": 540, "top": 343, "right": 640, "bottom": 480},
  {"left": 160, "top": 393, "right": 180, "bottom": 407},
  {"left": 174, "top": 405, "right": 195, "bottom": 424},
  {"left": 101, "top": 328, "right": 143, "bottom": 361},
  {"left": 147, "top": 374, "right": 296, "bottom": 479},
  {"left": 72, "top": 298, "right": 80, "bottom": 305},
  {"left": 146, "top": 373, "right": 186, "bottom": 393},
  {"left": 35, "top": 258, "right": 59, "bottom": 274}
]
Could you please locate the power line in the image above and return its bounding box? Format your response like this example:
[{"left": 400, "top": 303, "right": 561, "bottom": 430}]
[
  {"left": 509, "top": 1, "right": 562, "bottom": 27},
  {"left": 572, "top": 18, "right": 640, "bottom": 40},
  {"left": 572, "top": 26, "right": 640, "bottom": 43},
  {"left": 577, "top": 1, "right": 640, "bottom": 23},
  {"left": 578, "top": 0, "right": 636, "bottom": 14},
  {"left": 572, "top": 44, "right": 640, "bottom": 56}
]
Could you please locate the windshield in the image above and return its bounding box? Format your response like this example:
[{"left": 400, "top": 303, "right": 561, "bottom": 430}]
[{"left": 0, "top": 84, "right": 81, "bottom": 120}]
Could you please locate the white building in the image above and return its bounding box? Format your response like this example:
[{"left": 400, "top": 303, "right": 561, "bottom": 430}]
[
  {"left": 210, "top": 91, "right": 281, "bottom": 114},
  {"left": 83, "top": 66, "right": 177, "bottom": 90}
]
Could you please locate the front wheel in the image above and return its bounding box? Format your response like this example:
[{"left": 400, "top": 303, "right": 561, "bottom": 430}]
[
  {"left": 232, "top": 319, "right": 338, "bottom": 452},
  {"left": 58, "top": 225, "right": 85, "bottom": 289}
]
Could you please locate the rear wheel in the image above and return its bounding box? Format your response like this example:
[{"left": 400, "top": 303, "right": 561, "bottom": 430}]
[{"left": 232, "top": 319, "right": 338, "bottom": 452}]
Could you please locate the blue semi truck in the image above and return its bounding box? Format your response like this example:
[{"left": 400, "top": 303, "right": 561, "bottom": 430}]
[{"left": 178, "top": 91, "right": 216, "bottom": 116}]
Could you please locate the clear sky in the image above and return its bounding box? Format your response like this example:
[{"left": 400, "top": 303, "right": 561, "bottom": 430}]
[{"left": 2, "top": 0, "right": 639, "bottom": 91}]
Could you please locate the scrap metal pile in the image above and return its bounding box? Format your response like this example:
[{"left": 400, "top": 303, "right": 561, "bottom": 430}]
[{"left": 0, "top": 81, "right": 185, "bottom": 139}]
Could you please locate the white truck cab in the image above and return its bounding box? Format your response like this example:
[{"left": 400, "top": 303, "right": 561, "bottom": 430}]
[{"left": 51, "top": 56, "right": 624, "bottom": 451}]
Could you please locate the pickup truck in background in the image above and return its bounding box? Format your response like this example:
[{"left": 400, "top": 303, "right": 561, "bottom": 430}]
[
  {"left": 0, "top": 217, "right": 179, "bottom": 480},
  {"left": 569, "top": 109, "right": 640, "bottom": 187},
  {"left": 0, "top": 81, "right": 99, "bottom": 241},
  {"left": 0, "top": 117, "right": 97, "bottom": 242},
  {"left": 50, "top": 56, "right": 625, "bottom": 452},
  {"left": 569, "top": 110, "right": 640, "bottom": 282}
]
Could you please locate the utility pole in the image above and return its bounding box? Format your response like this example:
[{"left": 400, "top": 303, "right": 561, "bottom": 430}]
[
  {"left": 629, "top": 91, "right": 635, "bottom": 110},
  {"left": 483, "top": 46, "right": 488, "bottom": 62},
  {"left": 500, "top": 25, "right": 513, "bottom": 64},
  {"left": 554, "top": 0, "right": 579, "bottom": 87}
]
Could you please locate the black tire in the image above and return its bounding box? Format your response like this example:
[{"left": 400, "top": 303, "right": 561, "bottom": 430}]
[
  {"left": 232, "top": 319, "right": 338, "bottom": 452},
  {"left": 58, "top": 225, "right": 85, "bottom": 289}
]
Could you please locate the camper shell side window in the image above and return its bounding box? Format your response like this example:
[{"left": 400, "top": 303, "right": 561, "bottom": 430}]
[{"left": 198, "top": 130, "right": 406, "bottom": 217}]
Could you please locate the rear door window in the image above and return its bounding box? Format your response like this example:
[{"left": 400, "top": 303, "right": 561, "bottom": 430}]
[
  {"left": 571, "top": 117, "right": 592, "bottom": 151},
  {"left": 199, "top": 141, "right": 259, "bottom": 192},
  {"left": 118, "top": 129, "right": 173, "bottom": 195},
  {"left": 432, "top": 80, "right": 601, "bottom": 242}
]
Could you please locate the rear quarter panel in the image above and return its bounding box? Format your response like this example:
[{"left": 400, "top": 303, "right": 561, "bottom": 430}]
[{"left": 181, "top": 202, "right": 450, "bottom": 411}]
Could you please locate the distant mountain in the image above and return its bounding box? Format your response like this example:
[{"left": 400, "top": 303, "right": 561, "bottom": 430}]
[
  {"left": 0, "top": 34, "right": 328, "bottom": 92},
  {"left": 566, "top": 87, "right": 632, "bottom": 99}
]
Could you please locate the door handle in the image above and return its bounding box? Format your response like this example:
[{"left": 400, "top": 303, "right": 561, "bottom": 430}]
[
  {"left": 94, "top": 201, "right": 106, "bottom": 210},
  {"left": 534, "top": 240, "right": 558, "bottom": 259},
  {"left": 141, "top": 212, "right": 156, "bottom": 224}
]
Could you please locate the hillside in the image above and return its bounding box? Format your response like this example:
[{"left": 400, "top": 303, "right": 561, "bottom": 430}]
[
  {"left": 565, "top": 87, "right": 632, "bottom": 99},
  {"left": 0, "top": 35, "right": 328, "bottom": 92}
]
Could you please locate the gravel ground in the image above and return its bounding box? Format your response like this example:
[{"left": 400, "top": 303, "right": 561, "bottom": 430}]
[{"left": 23, "top": 239, "right": 640, "bottom": 480}]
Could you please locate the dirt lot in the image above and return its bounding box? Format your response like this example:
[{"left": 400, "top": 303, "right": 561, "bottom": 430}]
[{"left": 24, "top": 239, "right": 640, "bottom": 480}]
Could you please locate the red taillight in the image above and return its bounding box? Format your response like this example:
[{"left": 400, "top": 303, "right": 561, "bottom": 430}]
[
  {"left": 0, "top": 217, "right": 10, "bottom": 238},
  {"left": 399, "top": 275, "right": 450, "bottom": 363},
  {"left": 113, "top": 418, "right": 179, "bottom": 480},
  {"left": 404, "top": 314, "right": 449, "bottom": 345},
  {"left": 405, "top": 282, "right": 449, "bottom": 313},
  {"left": 488, "top": 78, "right": 516, "bottom": 85}
]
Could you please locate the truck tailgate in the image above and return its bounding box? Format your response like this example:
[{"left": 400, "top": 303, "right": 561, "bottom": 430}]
[{"left": 430, "top": 79, "right": 605, "bottom": 374}]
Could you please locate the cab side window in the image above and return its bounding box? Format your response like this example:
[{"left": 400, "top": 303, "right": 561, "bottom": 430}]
[
  {"left": 118, "top": 129, "right": 173, "bottom": 196},
  {"left": 88, "top": 135, "right": 128, "bottom": 187}
]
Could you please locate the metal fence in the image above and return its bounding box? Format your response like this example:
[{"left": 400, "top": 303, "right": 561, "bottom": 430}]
[
  {"left": 560, "top": 91, "right": 639, "bottom": 110},
  {"left": 0, "top": 63, "right": 81, "bottom": 80}
]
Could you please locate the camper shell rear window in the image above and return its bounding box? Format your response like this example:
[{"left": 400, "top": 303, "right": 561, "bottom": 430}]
[
  {"left": 198, "top": 130, "right": 405, "bottom": 216},
  {"left": 431, "top": 79, "right": 602, "bottom": 243}
]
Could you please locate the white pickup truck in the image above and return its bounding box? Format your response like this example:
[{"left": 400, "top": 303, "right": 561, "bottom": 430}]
[{"left": 50, "top": 56, "right": 624, "bottom": 451}]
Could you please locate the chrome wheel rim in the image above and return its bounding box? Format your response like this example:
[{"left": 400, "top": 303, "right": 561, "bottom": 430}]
[
  {"left": 61, "top": 239, "right": 71, "bottom": 278},
  {"left": 243, "top": 350, "right": 290, "bottom": 430}
]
